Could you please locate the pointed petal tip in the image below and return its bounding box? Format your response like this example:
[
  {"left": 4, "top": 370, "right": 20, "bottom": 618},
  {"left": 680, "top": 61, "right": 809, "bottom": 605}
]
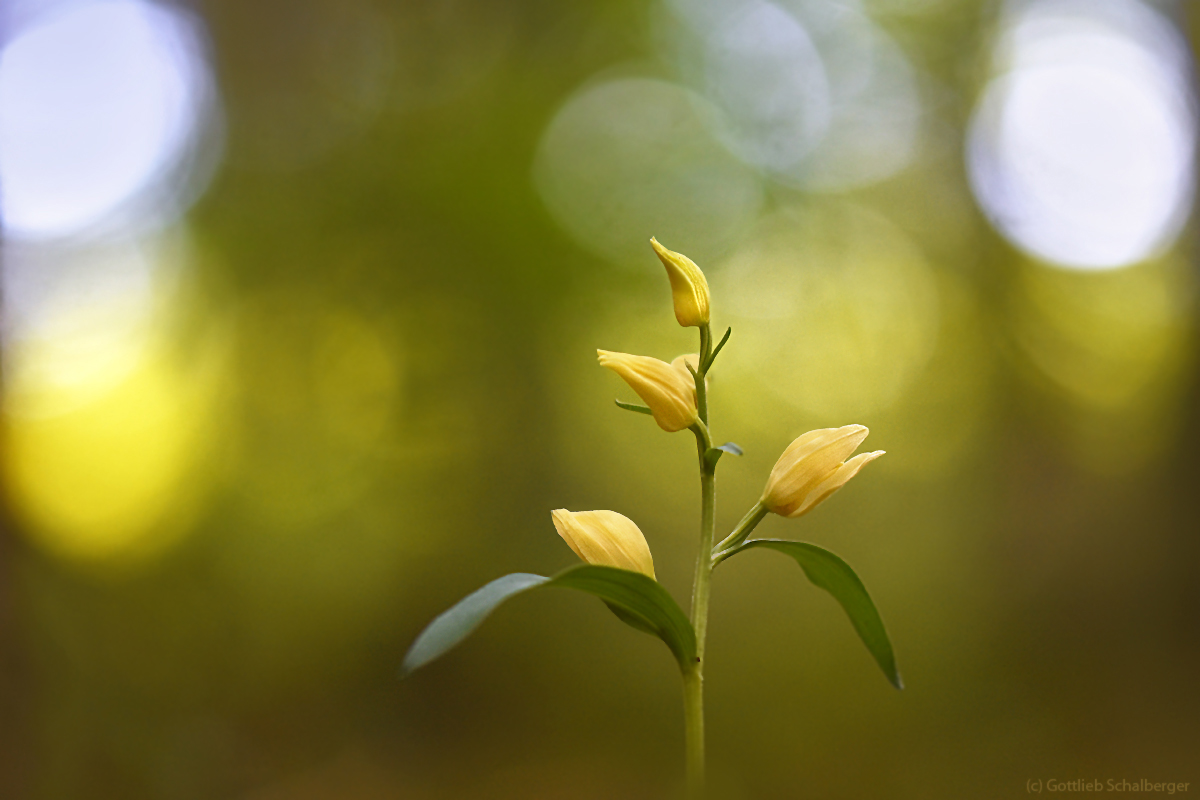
[
  {"left": 841, "top": 424, "right": 870, "bottom": 449},
  {"left": 650, "top": 237, "right": 684, "bottom": 263}
]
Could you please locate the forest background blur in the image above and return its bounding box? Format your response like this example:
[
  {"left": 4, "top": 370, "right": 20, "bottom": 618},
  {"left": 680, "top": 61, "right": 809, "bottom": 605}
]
[{"left": 1, "top": 0, "right": 1198, "bottom": 797}]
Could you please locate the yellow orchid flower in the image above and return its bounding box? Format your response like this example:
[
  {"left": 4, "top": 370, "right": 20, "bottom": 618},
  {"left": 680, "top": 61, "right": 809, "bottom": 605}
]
[
  {"left": 761, "top": 425, "right": 884, "bottom": 518},
  {"left": 551, "top": 509, "right": 656, "bottom": 578},
  {"left": 651, "top": 237, "right": 711, "bottom": 328},
  {"left": 598, "top": 350, "right": 699, "bottom": 432}
]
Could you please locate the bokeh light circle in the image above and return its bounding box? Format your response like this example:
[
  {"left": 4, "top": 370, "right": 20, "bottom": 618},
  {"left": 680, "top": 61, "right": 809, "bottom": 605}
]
[
  {"left": 716, "top": 202, "right": 941, "bottom": 421},
  {"left": 966, "top": 0, "right": 1195, "bottom": 270},
  {"left": 776, "top": 3, "right": 921, "bottom": 191},
  {"left": 0, "top": 0, "right": 218, "bottom": 239},
  {"left": 662, "top": 0, "right": 922, "bottom": 191},
  {"left": 700, "top": 0, "right": 831, "bottom": 171},
  {"left": 533, "top": 77, "right": 763, "bottom": 267},
  {"left": 1, "top": 234, "right": 226, "bottom": 564}
]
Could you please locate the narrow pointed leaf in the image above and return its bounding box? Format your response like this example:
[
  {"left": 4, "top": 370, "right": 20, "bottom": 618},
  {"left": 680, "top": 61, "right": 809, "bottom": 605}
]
[
  {"left": 735, "top": 539, "right": 902, "bottom": 689},
  {"left": 703, "top": 326, "right": 732, "bottom": 371},
  {"left": 401, "top": 573, "right": 548, "bottom": 676},
  {"left": 615, "top": 399, "right": 654, "bottom": 416},
  {"left": 547, "top": 565, "right": 697, "bottom": 670},
  {"left": 401, "top": 565, "right": 696, "bottom": 677},
  {"left": 704, "top": 442, "right": 744, "bottom": 470}
]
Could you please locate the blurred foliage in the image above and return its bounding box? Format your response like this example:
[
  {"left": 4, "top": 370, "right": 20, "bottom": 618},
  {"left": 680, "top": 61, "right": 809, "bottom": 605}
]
[{"left": 2, "top": 0, "right": 1199, "bottom": 798}]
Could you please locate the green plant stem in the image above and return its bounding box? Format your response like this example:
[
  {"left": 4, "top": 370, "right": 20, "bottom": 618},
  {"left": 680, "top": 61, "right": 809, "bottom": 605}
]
[
  {"left": 685, "top": 453, "right": 716, "bottom": 799},
  {"left": 712, "top": 501, "right": 769, "bottom": 564},
  {"left": 695, "top": 327, "right": 711, "bottom": 426},
  {"left": 691, "top": 462, "right": 716, "bottom": 660},
  {"left": 682, "top": 661, "right": 705, "bottom": 798},
  {"left": 685, "top": 323, "right": 716, "bottom": 799}
]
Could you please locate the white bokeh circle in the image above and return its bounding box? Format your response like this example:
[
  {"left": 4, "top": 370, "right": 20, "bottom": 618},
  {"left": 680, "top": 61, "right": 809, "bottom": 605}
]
[
  {"left": 967, "top": 0, "right": 1195, "bottom": 270},
  {"left": 0, "top": 0, "right": 217, "bottom": 239}
]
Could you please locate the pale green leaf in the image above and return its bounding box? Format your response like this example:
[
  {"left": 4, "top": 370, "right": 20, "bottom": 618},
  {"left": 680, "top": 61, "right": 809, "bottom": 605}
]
[
  {"left": 401, "top": 565, "right": 697, "bottom": 676},
  {"left": 730, "top": 540, "right": 902, "bottom": 689}
]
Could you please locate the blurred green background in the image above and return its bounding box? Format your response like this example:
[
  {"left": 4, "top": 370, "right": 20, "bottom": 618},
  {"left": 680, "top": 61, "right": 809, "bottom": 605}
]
[{"left": 1, "top": 0, "right": 1198, "bottom": 797}]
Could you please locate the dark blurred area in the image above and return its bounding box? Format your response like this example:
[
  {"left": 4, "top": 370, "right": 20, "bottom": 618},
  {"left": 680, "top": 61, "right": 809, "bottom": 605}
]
[{"left": 1, "top": 0, "right": 1198, "bottom": 797}]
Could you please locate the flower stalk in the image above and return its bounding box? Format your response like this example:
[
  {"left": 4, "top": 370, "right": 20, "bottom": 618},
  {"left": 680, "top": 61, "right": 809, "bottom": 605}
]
[
  {"left": 682, "top": 660, "right": 705, "bottom": 797},
  {"left": 711, "top": 501, "right": 769, "bottom": 564},
  {"left": 684, "top": 324, "right": 716, "bottom": 799}
]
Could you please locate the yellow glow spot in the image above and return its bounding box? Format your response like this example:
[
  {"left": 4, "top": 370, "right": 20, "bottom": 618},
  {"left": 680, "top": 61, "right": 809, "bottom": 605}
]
[
  {"left": 717, "top": 202, "right": 940, "bottom": 421},
  {"left": 1, "top": 235, "right": 222, "bottom": 564},
  {"left": 1010, "top": 257, "right": 1193, "bottom": 472},
  {"left": 3, "top": 339, "right": 219, "bottom": 563},
  {"left": 313, "top": 310, "right": 401, "bottom": 447},
  {"left": 233, "top": 290, "right": 402, "bottom": 529}
]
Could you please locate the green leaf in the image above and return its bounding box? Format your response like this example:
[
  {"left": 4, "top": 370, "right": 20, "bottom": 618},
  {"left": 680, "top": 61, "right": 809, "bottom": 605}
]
[
  {"left": 702, "top": 326, "right": 732, "bottom": 371},
  {"left": 615, "top": 399, "right": 654, "bottom": 416},
  {"left": 550, "top": 565, "right": 697, "bottom": 670},
  {"left": 401, "top": 565, "right": 697, "bottom": 677},
  {"left": 604, "top": 601, "right": 659, "bottom": 635},
  {"left": 401, "top": 573, "right": 548, "bottom": 676},
  {"left": 733, "top": 540, "right": 902, "bottom": 689},
  {"left": 703, "top": 442, "right": 743, "bottom": 470}
]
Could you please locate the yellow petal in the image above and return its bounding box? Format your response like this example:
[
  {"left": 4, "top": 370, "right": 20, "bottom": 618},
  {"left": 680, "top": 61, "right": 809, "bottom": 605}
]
[
  {"left": 670, "top": 353, "right": 705, "bottom": 401},
  {"left": 761, "top": 425, "right": 877, "bottom": 517},
  {"left": 598, "top": 350, "right": 698, "bottom": 432},
  {"left": 785, "top": 450, "right": 885, "bottom": 518},
  {"left": 551, "top": 509, "right": 656, "bottom": 578},
  {"left": 651, "top": 238, "right": 711, "bottom": 328}
]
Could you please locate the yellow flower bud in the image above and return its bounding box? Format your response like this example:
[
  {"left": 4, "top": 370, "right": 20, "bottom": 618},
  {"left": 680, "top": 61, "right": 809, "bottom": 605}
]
[
  {"left": 551, "top": 509, "right": 656, "bottom": 578},
  {"left": 598, "top": 350, "right": 699, "bottom": 432},
  {"left": 651, "top": 237, "right": 711, "bottom": 328},
  {"left": 761, "top": 425, "right": 884, "bottom": 519}
]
